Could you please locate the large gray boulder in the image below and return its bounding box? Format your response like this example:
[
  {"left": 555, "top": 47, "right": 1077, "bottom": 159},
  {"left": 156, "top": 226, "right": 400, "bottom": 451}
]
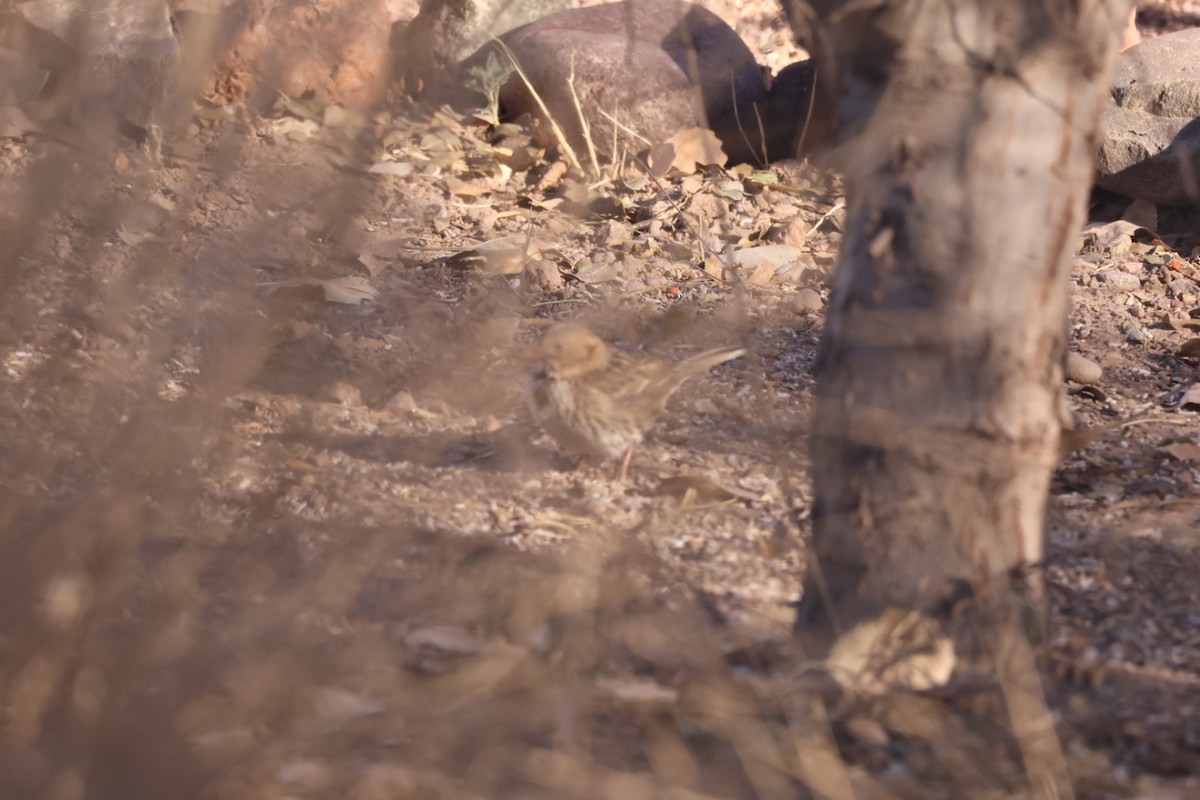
[
  {"left": 4, "top": 0, "right": 179, "bottom": 135},
  {"left": 1096, "top": 28, "right": 1200, "bottom": 206}
]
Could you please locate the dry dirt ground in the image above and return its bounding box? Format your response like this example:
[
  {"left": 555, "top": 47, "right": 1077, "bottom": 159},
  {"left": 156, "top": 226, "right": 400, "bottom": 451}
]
[{"left": 0, "top": 3, "right": 1198, "bottom": 800}]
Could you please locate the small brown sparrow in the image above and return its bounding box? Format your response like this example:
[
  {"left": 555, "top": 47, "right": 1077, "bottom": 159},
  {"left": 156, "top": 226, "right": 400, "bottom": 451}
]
[{"left": 524, "top": 323, "right": 745, "bottom": 478}]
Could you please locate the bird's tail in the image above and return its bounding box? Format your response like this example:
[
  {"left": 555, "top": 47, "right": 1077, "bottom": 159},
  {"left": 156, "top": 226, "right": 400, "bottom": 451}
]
[{"left": 664, "top": 346, "right": 746, "bottom": 388}]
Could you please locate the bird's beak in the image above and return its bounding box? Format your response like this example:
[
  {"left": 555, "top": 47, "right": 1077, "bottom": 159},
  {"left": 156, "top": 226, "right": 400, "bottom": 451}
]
[{"left": 520, "top": 345, "right": 543, "bottom": 361}]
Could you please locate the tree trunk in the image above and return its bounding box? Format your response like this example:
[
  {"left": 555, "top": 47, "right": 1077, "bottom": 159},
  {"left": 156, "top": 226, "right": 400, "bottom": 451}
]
[{"left": 786, "top": 2, "right": 1129, "bottom": 650}]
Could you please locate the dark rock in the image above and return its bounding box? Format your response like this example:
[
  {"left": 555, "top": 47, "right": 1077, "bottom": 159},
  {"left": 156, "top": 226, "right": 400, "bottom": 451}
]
[
  {"left": 761, "top": 59, "right": 820, "bottom": 161},
  {"left": 394, "top": 0, "right": 571, "bottom": 95},
  {"left": 455, "top": 0, "right": 768, "bottom": 166}
]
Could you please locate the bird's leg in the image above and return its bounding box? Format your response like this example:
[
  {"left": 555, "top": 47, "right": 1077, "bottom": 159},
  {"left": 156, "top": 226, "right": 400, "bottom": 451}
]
[{"left": 615, "top": 446, "right": 634, "bottom": 481}]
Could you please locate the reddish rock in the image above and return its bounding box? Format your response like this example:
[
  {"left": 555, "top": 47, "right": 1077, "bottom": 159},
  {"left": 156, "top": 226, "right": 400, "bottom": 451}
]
[{"left": 203, "top": 0, "right": 393, "bottom": 110}]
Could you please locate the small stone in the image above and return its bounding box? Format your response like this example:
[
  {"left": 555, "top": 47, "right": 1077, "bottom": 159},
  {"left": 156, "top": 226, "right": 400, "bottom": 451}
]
[
  {"left": 1167, "top": 279, "right": 1195, "bottom": 298},
  {"left": 277, "top": 759, "right": 331, "bottom": 790},
  {"left": 327, "top": 381, "right": 362, "bottom": 407},
  {"left": 771, "top": 214, "right": 808, "bottom": 248},
  {"left": 574, "top": 257, "right": 621, "bottom": 284},
  {"left": 43, "top": 574, "right": 90, "bottom": 629},
  {"left": 1065, "top": 353, "right": 1102, "bottom": 384},
  {"left": 1096, "top": 270, "right": 1141, "bottom": 292},
  {"left": 312, "top": 687, "right": 385, "bottom": 724},
  {"left": 844, "top": 717, "right": 890, "bottom": 747},
  {"left": 688, "top": 192, "right": 727, "bottom": 221},
  {"left": 524, "top": 259, "right": 563, "bottom": 290},
  {"left": 1122, "top": 319, "right": 1149, "bottom": 343},
  {"left": 387, "top": 391, "right": 418, "bottom": 413},
  {"left": 792, "top": 288, "right": 823, "bottom": 314}
]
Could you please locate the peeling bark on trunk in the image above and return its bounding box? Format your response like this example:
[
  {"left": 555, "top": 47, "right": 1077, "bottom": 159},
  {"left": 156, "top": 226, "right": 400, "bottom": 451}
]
[{"left": 786, "top": 2, "right": 1129, "bottom": 641}]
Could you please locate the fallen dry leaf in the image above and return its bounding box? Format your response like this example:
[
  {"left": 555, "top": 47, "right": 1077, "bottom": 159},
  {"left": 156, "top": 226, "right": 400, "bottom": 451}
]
[
  {"left": 572, "top": 259, "right": 621, "bottom": 284},
  {"left": 663, "top": 127, "right": 727, "bottom": 173},
  {"left": 727, "top": 244, "right": 807, "bottom": 285},
  {"left": 843, "top": 717, "right": 890, "bottom": 747},
  {"left": 312, "top": 687, "right": 384, "bottom": 724},
  {"left": 269, "top": 117, "right": 320, "bottom": 141},
  {"left": 356, "top": 253, "right": 389, "bottom": 276},
  {"left": 367, "top": 161, "right": 414, "bottom": 176},
  {"left": 1120, "top": 198, "right": 1158, "bottom": 230},
  {"left": 273, "top": 92, "right": 326, "bottom": 121},
  {"left": 116, "top": 227, "right": 161, "bottom": 246},
  {"left": 659, "top": 474, "right": 759, "bottom": 506},
  {"left": 1160, "top": 442, "right": 1200, "bottom": 462},
  {"left": 1176, "top": 383, "right": 1200, "bottom": 410},
  {"left": 1164, "top": 317, "right": 1200, "bottom": 333},
  {"left": 261, "top": 276, "right": 378, "bottom": 304},
  {"left": 595, "top": 677, "right": 679, "bottom": 706},
  {"left": 711, "top": 179, "right": 744, "bottom": 202},
  {"left": 445, "top": 234, "right": 555, "bottom": 275},
  {"left": 1176, "top": 338, "right": 1200, "bottom": 359},
  {"left": 443, "top": 176, "right": 494, "bottom": 197},
  {"left": 404, "top": 626, "right": 482, "bottom": 655},
  {"left": 0, "top": 104, "right": 40, "bottom": 138},
  {"left": 645, "top": 142, "right": 676, "bottom": 177}
]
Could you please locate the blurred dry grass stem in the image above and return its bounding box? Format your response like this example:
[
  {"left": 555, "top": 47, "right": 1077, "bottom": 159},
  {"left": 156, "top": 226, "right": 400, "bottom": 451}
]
[{"left": 491, "top": 37, "right": 593, "bottom": 177}]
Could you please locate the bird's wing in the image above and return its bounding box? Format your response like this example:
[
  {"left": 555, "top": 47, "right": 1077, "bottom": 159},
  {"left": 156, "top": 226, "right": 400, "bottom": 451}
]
[
  {"left": 600, "top": 354, "right": 665, "bottom": 402},
  {"left": 670, "top": 347, "right": 745, "bottom": 381}
]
